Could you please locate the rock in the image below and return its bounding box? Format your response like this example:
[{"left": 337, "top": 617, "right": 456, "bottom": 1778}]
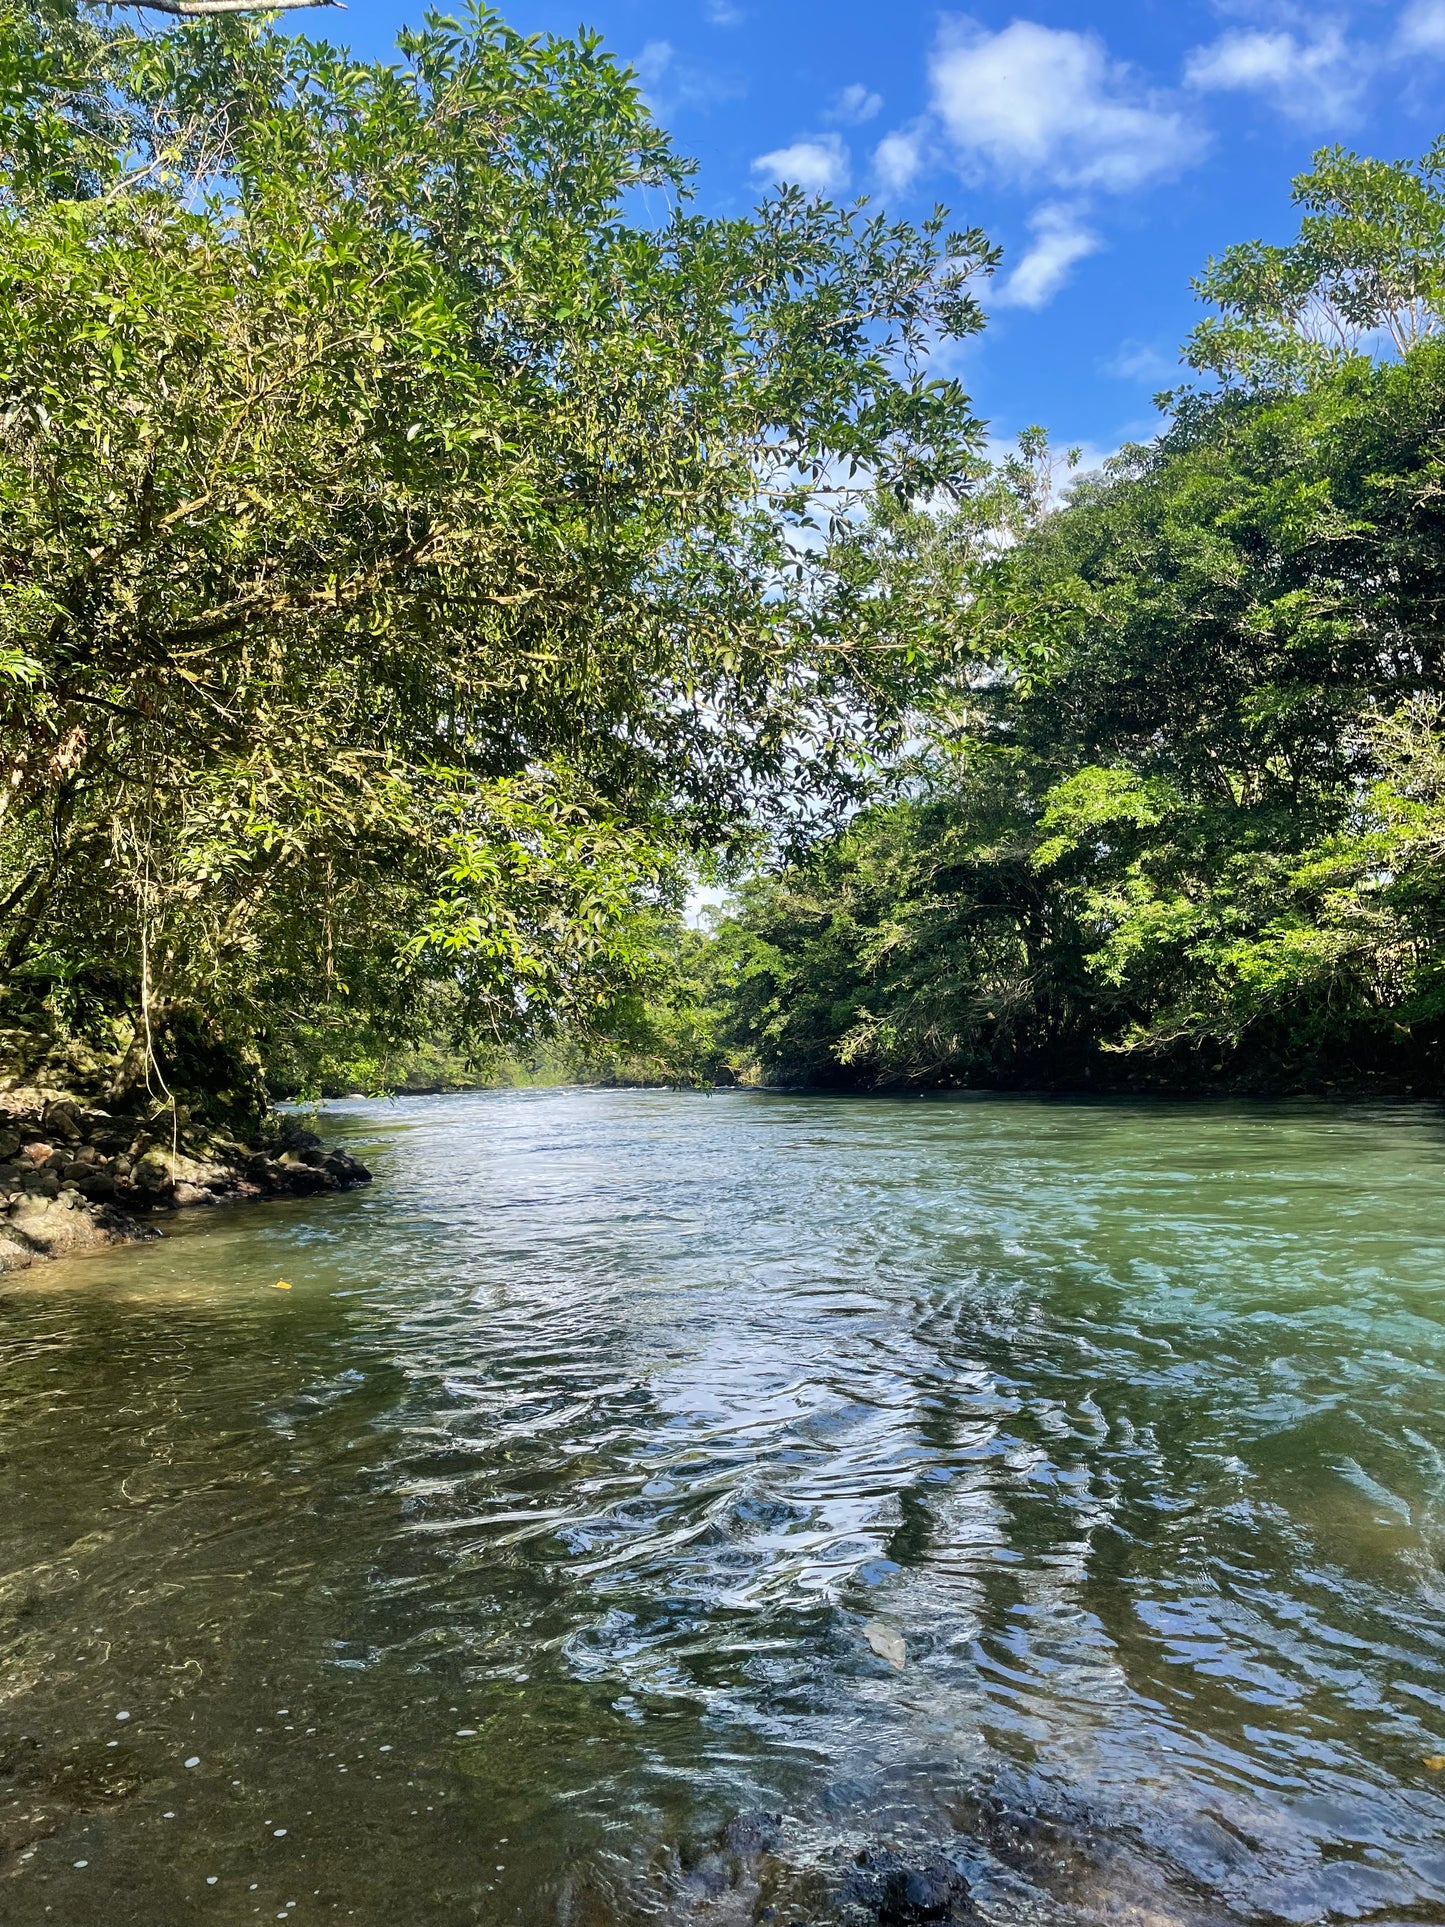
[
  {"left": 7, "top": 1195, "right": 130, "bottom": 1259},
  {"left": 276, "top": 1160, "right": 333, "bottom": 1195},
  {"left": 171, "top": 1181, "right": 216, "bottom": 1207},
  {"left": 267, "top": 1142, "right": 372, "bottom": 1193},
  {"left": 845, "top": 1850, "right": 973, "bottom": 1924},
  {"left": 0, "top": 1074, "right": 369, "bottom": 1270},
  {"left": 0, "top": 1229, "right": 33, "bottom": 1273},
  {"left": 864, "top": 1621, "right": 907, "bottom": 1670},
  {"left": 679, "top": 1811, "right": 784, "bottom": 1909},
  {"left": 131, "top": 1149, "right": 175, "bottom": 1196},
  {"left": 43, "top": 1103, "right": 82, "bottom": 1142},
  {"left": 724, "top": 1812, "right": 783, "bottom": 1857},
  {"left": 319, "top": 1148, "right": 370, "bottom": 1186},
  {"left": 134, "top": 1146, "right": 239, "bottom": 1196}
]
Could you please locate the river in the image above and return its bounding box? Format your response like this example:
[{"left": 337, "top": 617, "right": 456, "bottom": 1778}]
[{"left": 2, "top": 1089, "right": 1445, "bottom": 1926}]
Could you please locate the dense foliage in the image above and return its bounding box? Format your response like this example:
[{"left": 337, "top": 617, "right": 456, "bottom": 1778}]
[
  {"left": 11, "top": 13, "right": 1445, "bottom": 1105},
  {"left": 0, "top": 0, "right": 992, "bottom": 1102},
  {"left": 701, "top": 147, "right": 1445, "bottom": 1095}
]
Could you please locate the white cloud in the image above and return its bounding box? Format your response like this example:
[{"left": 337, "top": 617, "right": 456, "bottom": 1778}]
[
  {"left": 997, "top": 203, "right": 1101, "bottom": 309},
  {"left": 632, "top": 38, "right": 742, "bottom": 115},
  {"left": 634, "top": 39, "right": 673, "bottom": 88},
  {"left": 929, "top": 18, "right": 1202, "bottom": 193},
  {"left": 1184, "top": 25, "right": 1365, "bottom": 123},
  {"left": 1398, "top": 0, "right": 1445, "bottom": 53},
  {"left": 1105, "top": 340, "right": 1175, "bottom": 383},
  {"left": 705, "top": 0, "right": 743, "bottom": 25},
  {"left": 829, "top": 83, "right": 883, "bottom": 125},
  {"left": 751, "top": 133, "right": 851, "bottom": 194},
  {"left": 873, "top": 125, "right": 926, "bottom": 193}
]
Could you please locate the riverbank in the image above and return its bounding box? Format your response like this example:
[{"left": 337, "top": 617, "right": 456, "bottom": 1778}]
[{"left": 0, "top": 1086, "right": 370, "bottom": 1273}]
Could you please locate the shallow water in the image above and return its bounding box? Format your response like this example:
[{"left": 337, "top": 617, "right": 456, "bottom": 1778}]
[{"left": 4, "top": 1090, "right": 1445, "bottom": 1926}]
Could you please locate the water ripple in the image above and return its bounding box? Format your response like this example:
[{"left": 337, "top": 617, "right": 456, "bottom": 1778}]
[{"left": 3, "top": 1091, "right": 1445, "bottom": 1924}]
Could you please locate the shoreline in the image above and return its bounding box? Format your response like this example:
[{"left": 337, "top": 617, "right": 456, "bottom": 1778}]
[{"left": 0, "top": 1088, "right": 371, "bottom": 1274}]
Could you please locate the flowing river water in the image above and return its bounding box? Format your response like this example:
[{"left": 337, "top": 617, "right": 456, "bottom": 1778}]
[{"left": 3, "top": 1090, "right": 1445, "bottom": 1927}]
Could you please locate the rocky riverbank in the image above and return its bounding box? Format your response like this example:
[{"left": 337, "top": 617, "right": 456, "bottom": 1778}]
[{"left": 0, "top": 1088, "right": 371, "bottom": 1274}]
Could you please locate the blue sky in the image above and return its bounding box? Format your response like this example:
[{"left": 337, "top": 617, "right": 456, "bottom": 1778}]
[{"left": 336, "top": 0, "right": 1445, "bottom": 464}]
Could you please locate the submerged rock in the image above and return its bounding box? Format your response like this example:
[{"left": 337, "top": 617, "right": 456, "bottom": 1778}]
[
  {"left": 658, "top": 1817, "right": 974, "bottom": 1927},
  {"left": 863, "top": 1620, "right": 907, "bottom": 1670},
  {"left": 844, "top": 1850, "right": 974, "bottom": 1924},
  {"left": 665, "top": 1811, "right": 786, "bottom": 1923},
  {"left": 724, "top": 1813, "right": 784, "bottom": 1858}
]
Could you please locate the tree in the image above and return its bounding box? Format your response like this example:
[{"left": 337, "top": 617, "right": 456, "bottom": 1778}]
[
  {"left": 0, "top": 0, "right": 995, "bottom": 1098},
  {"left": 1188, "top": 141, "right": 1445, "bottom": 389},
  {"left": 705, "top": 337, "right": 1445, "bottom": 1093}
]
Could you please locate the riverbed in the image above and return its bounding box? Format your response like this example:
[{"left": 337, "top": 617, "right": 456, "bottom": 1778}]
[{"left": 3, "top": 1089, "right": 1445, "bottom": 1926}]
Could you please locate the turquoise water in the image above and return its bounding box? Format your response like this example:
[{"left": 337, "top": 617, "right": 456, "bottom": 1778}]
[{"left": 3, "top": 1090, "right": 1445, "bottom": 1925}]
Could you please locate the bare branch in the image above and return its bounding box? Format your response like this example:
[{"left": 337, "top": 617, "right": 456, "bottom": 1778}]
[{"left": 92, "top": 0, "right": 341, "bottom": 14}]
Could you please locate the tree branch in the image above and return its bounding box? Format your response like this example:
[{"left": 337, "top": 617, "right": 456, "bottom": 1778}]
[{"left": 94, "top": 0, "right": 341, "bottom": 14}]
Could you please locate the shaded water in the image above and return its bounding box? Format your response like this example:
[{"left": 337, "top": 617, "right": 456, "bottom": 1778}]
[{"left": 4, "top": 1091, "right": 1445, "bottom": 1926}]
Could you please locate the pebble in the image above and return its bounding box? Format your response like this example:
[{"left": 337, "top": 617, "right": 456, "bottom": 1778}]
[
  {"left": 115, "top": 1710, "right": 130, "bottom": 1722},
  {"left": 185, "top": 1755, "right": 201, "bottom": 1768},
  {"left": 73, "top": 1860, "right": 88, "bottom": 1869},
  {"left": 207, "top": 1876, "right": 218, "bottom": 1885},
  {"left": 863, "top": 1620, "right": 907, "bottom": 1670},
  {"left": 274, "top": 1828, "right": 287, "bottom": 1837}
]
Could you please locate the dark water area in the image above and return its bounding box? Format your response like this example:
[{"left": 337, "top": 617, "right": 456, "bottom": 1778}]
[{"left": 4, "top": 1090, "right": 1445, "bottom": 1927}]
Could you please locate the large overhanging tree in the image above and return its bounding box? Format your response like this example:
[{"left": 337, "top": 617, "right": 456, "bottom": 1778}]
[{"left": 0, "top": 0, "right": 994, "bottom": 1094}]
